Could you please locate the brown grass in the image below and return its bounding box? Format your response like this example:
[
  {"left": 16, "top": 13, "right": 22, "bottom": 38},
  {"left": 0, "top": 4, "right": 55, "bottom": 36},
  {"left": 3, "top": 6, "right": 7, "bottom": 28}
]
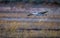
[{"left": 0, "top": 20, "right": 60, "bottom": 38}]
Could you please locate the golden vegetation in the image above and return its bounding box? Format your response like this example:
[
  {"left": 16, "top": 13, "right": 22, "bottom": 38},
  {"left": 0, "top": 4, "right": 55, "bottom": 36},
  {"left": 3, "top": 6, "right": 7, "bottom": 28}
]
[
  {"left": 0, "top": 12, "right": 60, "bottom": 38},
  {"left": 0, "top": 20, "right": 60, "bottom": 38}
]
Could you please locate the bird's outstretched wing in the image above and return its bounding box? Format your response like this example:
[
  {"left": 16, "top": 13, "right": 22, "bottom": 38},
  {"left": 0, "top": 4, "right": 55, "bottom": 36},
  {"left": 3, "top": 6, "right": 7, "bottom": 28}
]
[{"left": 38, "top": 11, "right": 48, "bottom": 14}]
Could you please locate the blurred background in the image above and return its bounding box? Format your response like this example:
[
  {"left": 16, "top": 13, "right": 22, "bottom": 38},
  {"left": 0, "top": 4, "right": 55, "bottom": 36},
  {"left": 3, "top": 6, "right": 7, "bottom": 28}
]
[{"left": 0, "top": 0, "right": 60, "bottom": 38}]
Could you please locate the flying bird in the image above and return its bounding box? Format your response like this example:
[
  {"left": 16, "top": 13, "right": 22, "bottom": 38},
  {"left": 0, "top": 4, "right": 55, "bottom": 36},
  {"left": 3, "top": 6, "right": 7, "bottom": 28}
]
[{"left": 27, "top": 11, "right": 48, "bottom": 16}]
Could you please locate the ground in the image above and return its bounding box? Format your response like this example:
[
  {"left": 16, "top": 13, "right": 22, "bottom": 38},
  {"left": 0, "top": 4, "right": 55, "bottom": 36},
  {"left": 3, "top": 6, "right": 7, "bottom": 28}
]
[{"left": 0, "top": 3, "right": 60, "bottom": 38}]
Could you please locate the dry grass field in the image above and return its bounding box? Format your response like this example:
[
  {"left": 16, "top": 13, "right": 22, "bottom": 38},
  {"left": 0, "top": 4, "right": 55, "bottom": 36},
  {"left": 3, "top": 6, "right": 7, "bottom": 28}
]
[
  {"left": 0, "top": 4, "right": 60, "bottom": 38},
  {"left": 0, "top": 20, "right": 60, "bottom": 38},
  {"left": 0, "top": 14, "right": 60, "bottom": 38}
]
